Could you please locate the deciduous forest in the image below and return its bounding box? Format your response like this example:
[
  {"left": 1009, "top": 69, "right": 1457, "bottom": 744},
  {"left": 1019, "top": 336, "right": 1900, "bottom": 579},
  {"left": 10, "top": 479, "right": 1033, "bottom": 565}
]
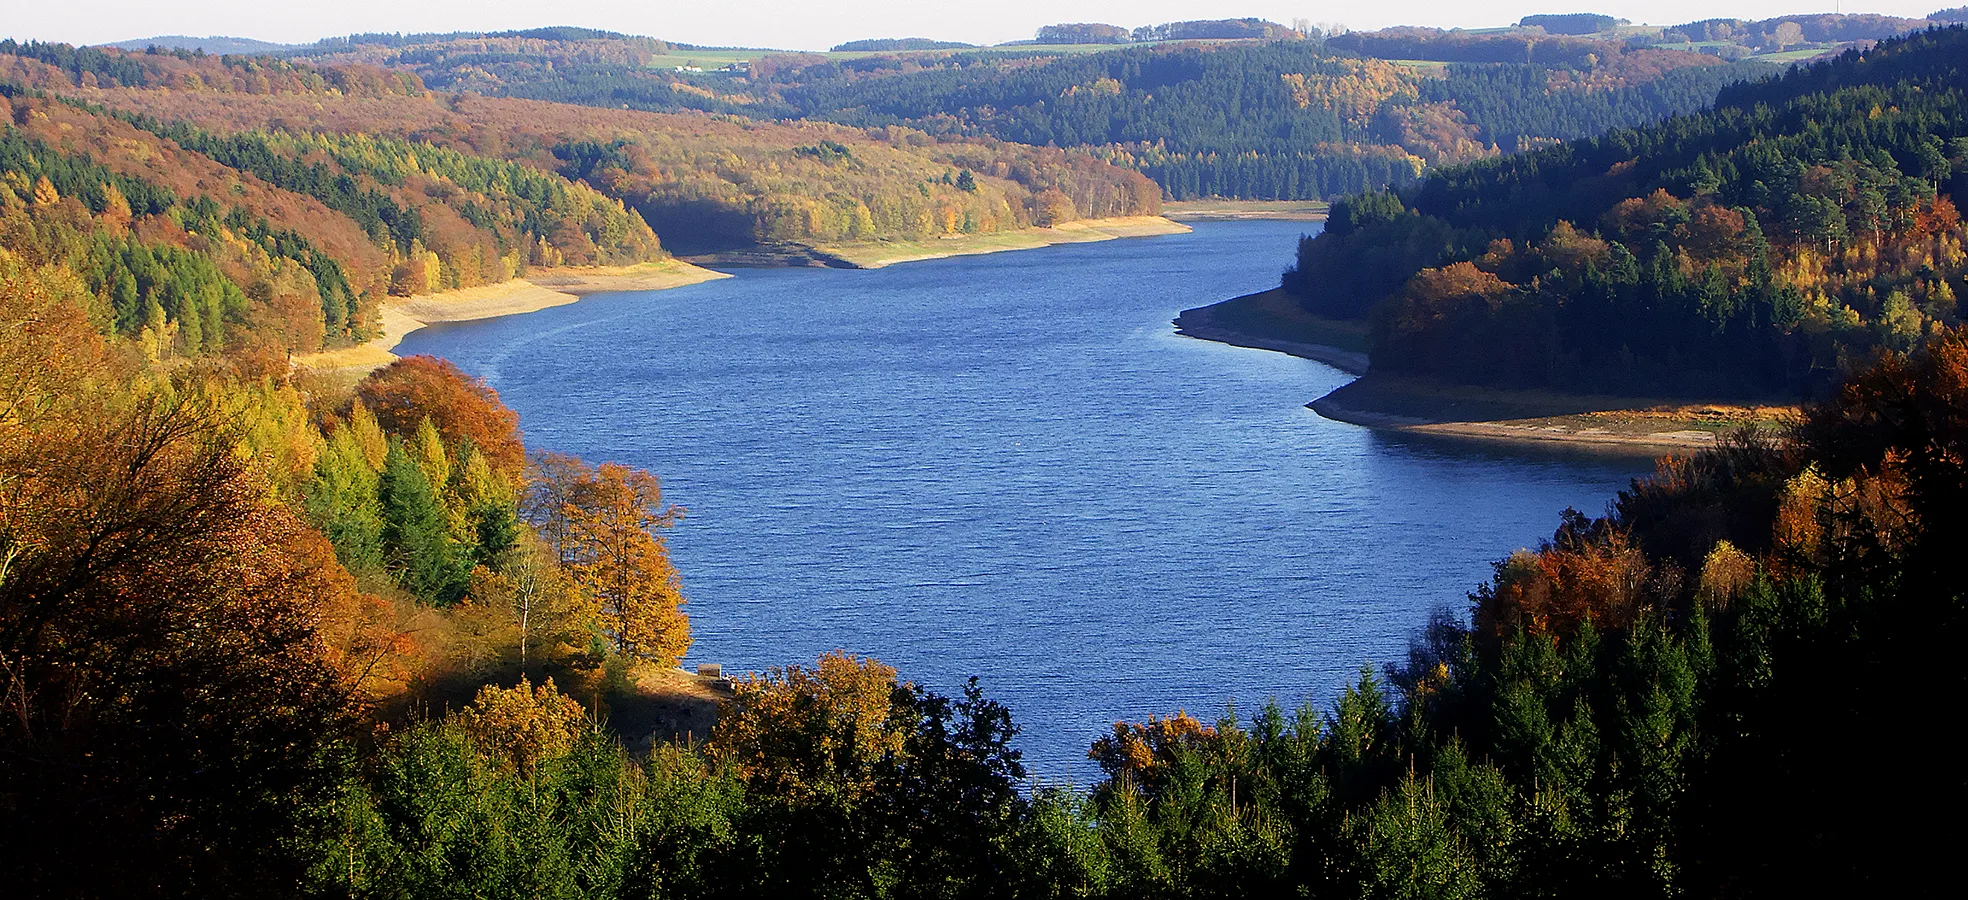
[
  {"left": 0, "top": 41, "right": 1162, "bottom": 259},
  {"left": 281, "top": 32, "right": 1767, "bottom": 202},
  {"left": 1284, "top": 27, "right": 1968, "bottom": 398},
  {"left": 4, "top": 13, "right": 1968, "bottom": 900}
]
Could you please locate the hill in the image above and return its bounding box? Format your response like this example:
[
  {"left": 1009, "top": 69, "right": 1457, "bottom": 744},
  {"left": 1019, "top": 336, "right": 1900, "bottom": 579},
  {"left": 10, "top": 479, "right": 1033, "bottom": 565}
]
[
  {"left": 0, "top": 41, "right": 1161, "bottom": 260},
  {"left": 281, "top": 30, "right": 1766, "bottom": 201},
  {"left": 103, "top": 34, "right": 295, "bottom": 54},
  {"left": 1270, "top": 26, "right": 1968, "bottom": 401},
  {"left": 830, "top": 38, "right": 975, "bottom": 52}
]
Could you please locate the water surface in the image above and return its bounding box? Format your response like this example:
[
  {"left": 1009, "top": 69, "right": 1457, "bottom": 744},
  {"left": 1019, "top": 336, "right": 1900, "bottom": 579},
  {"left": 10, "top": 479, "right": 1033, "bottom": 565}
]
[{"left": 402, "top": 221, "right": 1652, "bottom": 779}]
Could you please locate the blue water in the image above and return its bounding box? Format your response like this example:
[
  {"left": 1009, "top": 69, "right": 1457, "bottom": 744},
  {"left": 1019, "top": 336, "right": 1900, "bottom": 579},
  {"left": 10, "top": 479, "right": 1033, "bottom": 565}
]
[{"left": 401, "top": 221, "right": 1652, "bottom": 780}]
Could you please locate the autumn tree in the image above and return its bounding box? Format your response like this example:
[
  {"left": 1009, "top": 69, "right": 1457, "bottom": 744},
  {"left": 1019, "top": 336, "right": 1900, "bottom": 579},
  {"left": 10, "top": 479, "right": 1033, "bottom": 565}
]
[
  {"left": 553, "top": 460, "right": 690, "bottom": 665},
  {"left": 465, "top": 539, "right": 597, "bottom": 676},
  {"left": 708, "top": 652, "right": 1029, "bottom": 897},
  {"left": 0, "top": 267, "right": 360, "bottom": 893},
  {"left": 354, "top": 355, "right": 526, "bottom": 479},
  {"left": 456, "top": 676, "right": 591, "bottom": 777}
]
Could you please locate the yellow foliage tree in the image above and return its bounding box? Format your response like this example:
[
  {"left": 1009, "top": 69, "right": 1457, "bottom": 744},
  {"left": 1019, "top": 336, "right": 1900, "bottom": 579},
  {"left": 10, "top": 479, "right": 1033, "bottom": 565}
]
[
  {"left": 709, "top": 651, "right": 905, "bottom": 801},
  {"left": 456, "top": 676, "right": 590, "bottom": 776},
  {"left": 561, "top": 461, "right": 689, "bottom": 665}
]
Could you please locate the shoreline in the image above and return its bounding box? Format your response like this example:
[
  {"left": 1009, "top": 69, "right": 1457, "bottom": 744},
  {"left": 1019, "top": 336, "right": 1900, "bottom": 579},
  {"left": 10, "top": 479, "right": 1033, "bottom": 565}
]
[
  {"left": 686, "top": 216, "right": 1193, "bottom": 270},
  {"left": 1162, "top": 199, "right": 1330, "bottom": 222},
  {"left": 293, "top": 218, "right": 1191, "bottom": 378},
  {"left": 292, "top": 259, "right": 730, "bottom": 376},
  {"left": 1306, "top": 394, "right": 1728, "bottom": 452},
  {"left": 1173, "top": 288, "right": 1370, "bottom": 374},
  {"left": 1177, "top": 289, "right": 1798, "bottom": 453}
]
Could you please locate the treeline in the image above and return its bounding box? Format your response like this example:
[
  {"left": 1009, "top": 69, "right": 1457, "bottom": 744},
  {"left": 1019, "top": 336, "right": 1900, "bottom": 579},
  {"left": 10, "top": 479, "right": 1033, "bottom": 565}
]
[
  {"left": 262, "top": 30, "right": 1754, "bottom": 201},
  {"left": 832, "top": 38, "right": 976, "bottom": 52},
  {"left": 312, "top": 27, "right": 640, "bottom": 50},
  {"left": 758, "top": 42, "right": 1751, "bottom": 199},
  {"left": 1034, "top": 18, "right": 1302, "bottom": 44},
  {"left": 1, "top": 116, "right": 362, "bottom": 352},
  {"left": 0, "top": 254, "right": 697, "bottom": 893},
  {"left": 9, "top": 168, "right": 1964, "bottom": 897},
  {"left": 1519, "top": 13, "right": 1623, "bottom": 35},
  {"left": 1284, "top": 27, "right": 1968, "bottom": 397},
  {"left": 1328, "top": 27, "right": 1632, "bottom": 66},
  {"left": 1668, "top": 13, "right": 1933, "bottom": 45},
  {"left": 0, "top": 37, "right": 423, "bottom": 95},
  {"left": 1332, "top": 13, "right": 1935, "bottom": 65}
]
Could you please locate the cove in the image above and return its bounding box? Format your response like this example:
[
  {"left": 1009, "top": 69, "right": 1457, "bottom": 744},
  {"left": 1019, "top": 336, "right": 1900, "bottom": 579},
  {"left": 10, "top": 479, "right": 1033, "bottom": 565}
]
[{"left": 399, "top": 220, "right": 1654, "bottom": 781}]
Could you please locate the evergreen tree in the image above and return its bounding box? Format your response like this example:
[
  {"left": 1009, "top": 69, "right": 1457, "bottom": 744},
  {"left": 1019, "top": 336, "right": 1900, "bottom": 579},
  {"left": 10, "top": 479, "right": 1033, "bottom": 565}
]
[
  {"left": 379, "top": 437, "right": 468, "bottom": 604},
  {"left": 303, "top": 426, "right": 385, "bottom": 574}
]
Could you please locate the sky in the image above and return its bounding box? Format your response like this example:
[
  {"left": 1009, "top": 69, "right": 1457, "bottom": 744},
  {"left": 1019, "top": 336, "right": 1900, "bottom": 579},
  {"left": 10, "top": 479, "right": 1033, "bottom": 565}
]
[{"left": 0, "top": 1, "right": 1953, "bottom": 51}]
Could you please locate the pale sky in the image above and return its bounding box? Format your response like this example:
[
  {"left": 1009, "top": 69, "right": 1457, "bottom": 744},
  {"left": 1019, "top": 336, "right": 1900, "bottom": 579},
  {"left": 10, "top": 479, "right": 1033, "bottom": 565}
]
[{"left": 0, "top": 1, "right": 1951, "bottom": 51}]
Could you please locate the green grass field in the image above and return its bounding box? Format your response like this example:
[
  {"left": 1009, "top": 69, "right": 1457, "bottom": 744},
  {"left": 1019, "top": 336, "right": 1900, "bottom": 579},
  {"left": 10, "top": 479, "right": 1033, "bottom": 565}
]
[{"left": 1748, "top": 47, "right": 1837, "bottom": 63}]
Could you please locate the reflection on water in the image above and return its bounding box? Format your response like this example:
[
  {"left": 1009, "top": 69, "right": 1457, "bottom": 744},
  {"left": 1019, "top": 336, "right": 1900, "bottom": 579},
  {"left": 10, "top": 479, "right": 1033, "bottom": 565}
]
[{"left": 401, "top": 221, "right": 1653, "bottom": 780}]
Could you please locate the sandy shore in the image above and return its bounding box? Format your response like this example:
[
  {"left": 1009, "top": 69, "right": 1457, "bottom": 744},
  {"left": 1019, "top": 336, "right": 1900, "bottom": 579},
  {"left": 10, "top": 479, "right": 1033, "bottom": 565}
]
[
  {"left": 1309, "top": 394, "right": 1728, "bottom": 452},
  {"left": 1176, "top": 290, "right": 1797, "bottom": 453},
  {"left": 293, "top": 259, "right": 728, "bottom": 376},
  {"left": 1310, "top": 374, "right": 1801, "bottom": 453},
  {"left": 809, "top": 215, "right": 1192, "bottom": 269},
  {"left": 1162, "top": 199, "right": 1330, "bottom": 222}
]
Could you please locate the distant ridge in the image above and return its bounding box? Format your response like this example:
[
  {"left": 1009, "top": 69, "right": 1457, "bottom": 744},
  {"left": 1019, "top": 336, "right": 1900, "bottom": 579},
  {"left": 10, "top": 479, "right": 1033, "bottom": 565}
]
[
  {"left": 830, "top": 38, "right": 976, "bottom": 52},
  {"left": 103, "top": 35, "right": 293, "bottom": 54}
]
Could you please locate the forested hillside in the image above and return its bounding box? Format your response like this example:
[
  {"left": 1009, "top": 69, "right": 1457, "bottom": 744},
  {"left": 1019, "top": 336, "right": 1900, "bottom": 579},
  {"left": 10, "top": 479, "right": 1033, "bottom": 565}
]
[
  {"left": 8, "top": 16, "right": 1968, "bottom": 900},
  {"left": 0, "top": 76, "right": 663, "bottom": 357},
  {"left": 288, "top": 32, "right": 1761, "bottom": 202},
  {"left": 1282, "top": 26, "right": 1968, "bottom": 398},
  {"left": 2, "top": 41, "right": 1161, "bottom": 256},
  {"left": 760, "top": 42, "right": 1762, "bottom": 198},
  {"left": 8, "top": 149, "right": 1961, "bottom": 900},
  {"left": 0, "top": 251, "right": 698, "bottom": 891}
]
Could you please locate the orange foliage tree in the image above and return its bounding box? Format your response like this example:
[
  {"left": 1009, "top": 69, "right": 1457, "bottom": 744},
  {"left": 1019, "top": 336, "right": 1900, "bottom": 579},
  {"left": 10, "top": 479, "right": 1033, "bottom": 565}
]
[
  {"left": 527, "top": 454, "right": 689, "bottom": 665},
  {"left": 1471, "top": 510, "right": 1661, "bottom": 640},
  {"left": 1, "top": 260, "right": 365, "bottom": 890},
  {"left": 354, "top": 355, "right": 526, "bottom": 479}
]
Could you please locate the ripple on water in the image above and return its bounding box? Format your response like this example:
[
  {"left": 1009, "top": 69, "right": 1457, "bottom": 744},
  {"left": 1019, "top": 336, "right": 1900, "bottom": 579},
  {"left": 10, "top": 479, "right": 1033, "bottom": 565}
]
[{"left": 401, "top": 221, "right": 1652, "bottom": 781}]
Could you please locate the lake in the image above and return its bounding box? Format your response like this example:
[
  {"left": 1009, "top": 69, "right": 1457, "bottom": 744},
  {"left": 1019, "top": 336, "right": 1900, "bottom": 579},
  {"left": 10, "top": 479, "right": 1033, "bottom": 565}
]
[{"left": 400, "top": 220, "right": 1654, "bottom": 781}]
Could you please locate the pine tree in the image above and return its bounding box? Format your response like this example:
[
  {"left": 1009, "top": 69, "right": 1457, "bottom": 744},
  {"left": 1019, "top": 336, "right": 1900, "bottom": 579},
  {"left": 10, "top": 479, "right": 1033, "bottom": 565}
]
[
  {"left": 379, "top": 438, "right": 468, "bottom": 604},
  {"left": 304, "top": 426, "right": 385, "bottom": 574}
]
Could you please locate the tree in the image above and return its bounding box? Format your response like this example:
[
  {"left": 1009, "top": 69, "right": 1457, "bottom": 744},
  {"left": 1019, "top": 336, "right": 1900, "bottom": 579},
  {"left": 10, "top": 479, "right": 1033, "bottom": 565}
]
[
  {"left": 354, "top": 356, "right": 526, "bottom": 479},
  {"left": 456, "top": 676, "right": 590, "bottom": 777},
  {"left": 466, "top": 539, "right": 596, "bottom": 676},
  {"left": 1, "top": 340, "right": 359, "bottom": 895},
  {"left": 379, "top": 437, "right": 469, "bottom": 604},
  {"left": 556, "top": 460, "right": 689, "bottom": 664},
  {"left": 305, "top": 424, "right": 386, "bottom": 574}
]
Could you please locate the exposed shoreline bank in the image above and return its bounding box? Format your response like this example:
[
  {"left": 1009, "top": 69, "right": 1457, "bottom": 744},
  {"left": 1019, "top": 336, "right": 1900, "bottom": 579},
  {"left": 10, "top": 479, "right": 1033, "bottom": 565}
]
[
  {"left": 1174, "top": 289, "right": 1369, "bottom": 374},
  {"left": 292, "top": 259, "right": 730, "bottom": 376},
  {"left": 684, "top": 216, "right": 1193, "bottom": 270},
  {"left": 1162, "top": 199, "right": 1330, "bottom": 222},
  {"left": 1177, "top": 289, "right": 1798, "bottom": 453},
  {"left": 294, "top": 218, "right": 1192, "bottom": 378}
]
